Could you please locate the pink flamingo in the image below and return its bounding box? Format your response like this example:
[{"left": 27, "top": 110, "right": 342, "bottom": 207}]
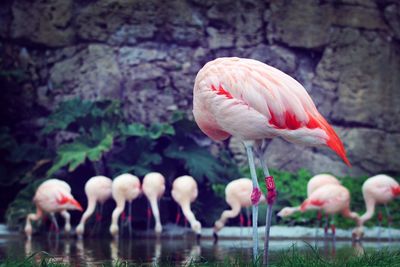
[
  {"left": 142, "top": 172, "right": 166, "bottom": 234},
  {"left": 109, "top": 173, "right": 141, "bottom": 238},
  {"left": 193, "top": 57, "right": 350, "bottom": 263},
  {"left": 76, "top": 176, "right": 112, "bottom": 238},
  {"left": 277, "top": 174, "right": 341, "bottom": 236},
  {"left": 213, "top": 178, "right": 265, "bottom": 240},
  {"left": 353, "top": 174, "right": 400, "bottom": 240},
  {"left": 171, "top": 175, "right": 201, "bottom": 239},
  {"left": 277, "top": 174, "right": 340, "bottom": 217},
  {"left": 24, "top": 179, "right": 83, "bottom": 240},
  {"left": 299, "top": 183, "right": 359, "bottom": 239}
]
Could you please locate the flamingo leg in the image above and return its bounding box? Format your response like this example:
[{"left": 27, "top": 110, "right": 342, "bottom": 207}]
[
  {"left": 243, "top": 141, "right": 260, "bottom": 262},
  {"left": 315, "top": 211, "right": 322, "bottom": 239},
  {"left": 377, "top": 210, "right": 383, "bottom": 242},
  {"left": 258, "top": 147, "right": 277, "bottom": 266},
  {"left": 147, "top": 202, "right": 151, "bottom": 231},
  {"left": 50, "top": 213, "right": 59, "bottom": 234},
  {"left": 384, "top": 205, "right": 392, "bottom": 242},
  {"left": 90, "top": 204, "right": 102, "bottom": 236},
  {"left": 324, "top": 214, "right": 329, "bottom": 238},
  {"left": 330, "top": 216, "right": 336, "bottom": 242},
  {"left": 60, "top": 210, "right": 71, "bottom": 235},
  {"left": 246, "top": 207, "right": 252, "bottom": 237},
  {"left": 128, "top": 201, "right": 133, "bottom": 237}
]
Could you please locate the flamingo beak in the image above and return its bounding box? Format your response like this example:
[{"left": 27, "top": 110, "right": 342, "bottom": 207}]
[
  {"left": 70, "top": 199, "right": 83, "bottom": 211},
  {"left": 392, "top": 186, "right": 400, "bottom": 197}
]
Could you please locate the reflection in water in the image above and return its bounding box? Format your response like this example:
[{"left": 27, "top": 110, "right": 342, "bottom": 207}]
[
  {"left": 5, "top": 236, "right": 399, "bottom": 265},
  {"left": 352, "top": 241, "right": 365, "bottom": 257}
]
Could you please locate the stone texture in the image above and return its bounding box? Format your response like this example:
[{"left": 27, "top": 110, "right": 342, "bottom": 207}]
[
  {"left": 75, "top": 0, "right": 160, "bottom": 43},
  {"left": 332, "top": 5, "right": 388, "bottom": 30},
  {"left": 2, "top": 0, "right": 400, "bottom": 176},
  {"left": 48, "top": 44, "right": 122, "bottom": 106},
  {"left": 385, "top": 4, "right": 400, "bottom": 40},
  {"left": 314, "top": 32, "right": 400, "bottom": 132},
  {"left": 268, "top": 0, "right": 333, "bottom": 48},
  {"left": 10, "top": 0, "right": 75, "bottom": 47}
]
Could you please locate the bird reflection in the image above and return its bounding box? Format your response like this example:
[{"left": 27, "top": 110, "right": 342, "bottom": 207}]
[
  {"left": 152, "top": 239, "right": 162, "bottom": 265},
  {"left": 24, "top": 239, "right": 32, "bottom": 257},
  {"left": 352, "top": 241, "right": 364, "bottom": 257},
  {"left": 181, "top": 243, "right": 201, "bottom": 266},
  {"left": 110, "top": 239, "right": 119, "bottom": 264}
]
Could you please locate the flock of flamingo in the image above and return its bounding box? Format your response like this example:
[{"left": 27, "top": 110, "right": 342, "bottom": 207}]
[{"left": 23, "top": 57, "right": 399, "bottom": 264}]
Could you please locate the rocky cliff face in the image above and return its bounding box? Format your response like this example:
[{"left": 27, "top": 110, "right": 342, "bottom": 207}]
[{"left": 1, "top": 0, "right": 399, "bottom": 177}]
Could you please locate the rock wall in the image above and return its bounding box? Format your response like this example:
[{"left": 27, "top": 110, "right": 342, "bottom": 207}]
[{"left": 1, "top": 0, "right": 399, "bottom": 177}]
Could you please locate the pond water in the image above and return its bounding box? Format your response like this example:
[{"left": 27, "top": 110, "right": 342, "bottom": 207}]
[{"left": 1, "top": 232, "right": 399, "bottom": 266}]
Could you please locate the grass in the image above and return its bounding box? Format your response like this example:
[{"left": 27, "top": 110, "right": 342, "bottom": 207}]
[{"left": 2, "top": 246, "right": 400, "bottom": 267}]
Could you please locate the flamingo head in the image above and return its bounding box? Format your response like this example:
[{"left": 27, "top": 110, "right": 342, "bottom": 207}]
[
  {"left": 192, "top": 220, "right": 202, "bottom": 235},
  {"left": 57, "top": 194, "right": 83, "bottom": 211},
  {"left": 352, "top": 226, "right": 364, "bottom": 241},
  {"left": 277, "top": 207, "right": 297, "bottom": 218},
  {"left": 392, "top": 186, "right": 400, "bottom": 197}
]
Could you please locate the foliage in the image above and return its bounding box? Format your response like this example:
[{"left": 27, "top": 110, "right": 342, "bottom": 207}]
[{"left": 0, "top": 252, "right": 67, "bottom": 267}]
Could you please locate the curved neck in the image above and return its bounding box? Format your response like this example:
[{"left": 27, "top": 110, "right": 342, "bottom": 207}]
[
  {"left": 180, "top": 202, "right": 198, "bottom": 227},
  {"left": 359, "top": 196, "right": 376, "bottom": 226},
  {"left": 341, "top": 207, "right": 359, "bottom": 223},
  {"left": 215, "top": 205, "right": 241, "bottom": 232},
  {"left": 149, "top": 197, "right": 161, "bottom": 225}
]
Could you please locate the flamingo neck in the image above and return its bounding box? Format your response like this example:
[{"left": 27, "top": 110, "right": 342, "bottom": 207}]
[{"left": 359, "top": 197, "right": 376, "bottom": 226}]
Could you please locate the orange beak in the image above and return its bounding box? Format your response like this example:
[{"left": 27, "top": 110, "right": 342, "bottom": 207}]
[{"left": 70, "top": 199, "right": 83, "bottom": 212}]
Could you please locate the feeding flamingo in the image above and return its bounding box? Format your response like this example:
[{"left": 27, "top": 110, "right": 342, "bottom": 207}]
[
  {"left": 352, "top": 174, "right": 400, "bottom": 240},
  {"left": 76, "top": 176, "right": 112, "bottom": 238},
  {"left": 171, "top": 175, "right": 201, "bottom": 239},
  {"left": 142, "top": 172, "right": 166, "bottom": 234},
  {"left": 192, "top": 57, "right": 350, "bottom": 263},
  {"left": 278, "top": 174, "right": 340, "bottom": 232},
  {"left": 24, "top": 179, "right": 83, "bottom": 240},
  {"left": 299, "top": 183, "right": 359, "bottom": 239},
  {"left": 278, "top": 174, "right": 340, "bottom": 217},
  {"left": 213, "top": 178, "right": 265, "bottom": 241},
  {"left": 109, "top": 173, "right": 141, "bottom": 238}
]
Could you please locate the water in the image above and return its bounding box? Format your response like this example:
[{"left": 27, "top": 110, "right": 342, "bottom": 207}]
[{"left": 0, "top": 234, "right": 399, "bottom": 266}]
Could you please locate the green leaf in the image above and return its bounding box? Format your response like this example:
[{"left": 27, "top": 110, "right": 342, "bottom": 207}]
[
  {"left": 148, "top": 123, "right": 175, "bottom": 139},
  {"left": 164, "top": 143, "right": 225, "bottom": 183},
  {"left": 120, "top": 123, "right": 147, "bottom": 137},
  {"left": 43, "top": 99, "right": 93, "bottom": 134},
  {"left": 47, "top": 134, "right": 113, "bottom": 176}
]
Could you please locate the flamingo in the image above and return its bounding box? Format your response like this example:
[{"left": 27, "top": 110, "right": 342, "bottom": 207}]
[
  {"left": 76, "top": 176, "right": 112, "bottom": 238},
  {"left": 352, "top": 174, "right": 400, "bottom": 240},
  {"left": 278, "top": 174, "right": 340, "bottom": 217},
  {"left": 109, "top": 173, "right": 141, "bottom": 238},
  {"left": 192, "top": 57, "right": 350, "bottom": 263},
  {"left": 278, "top": 174, "right": 340, "bottom": 233},
  {"left": 142, "top": 172, "right": 166, "bottom": 234},
  {"left": 213, "top": 178, "right": 266, "bottom": 241},
  {"left": 171, "top": 175, "right": 201, "bottom": 239},
  {"left": 299, "top": 183, "right": 359, "bottom": 239},
  {"left": 24, "top": 179, "right": 83, "bottom": 240}
]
